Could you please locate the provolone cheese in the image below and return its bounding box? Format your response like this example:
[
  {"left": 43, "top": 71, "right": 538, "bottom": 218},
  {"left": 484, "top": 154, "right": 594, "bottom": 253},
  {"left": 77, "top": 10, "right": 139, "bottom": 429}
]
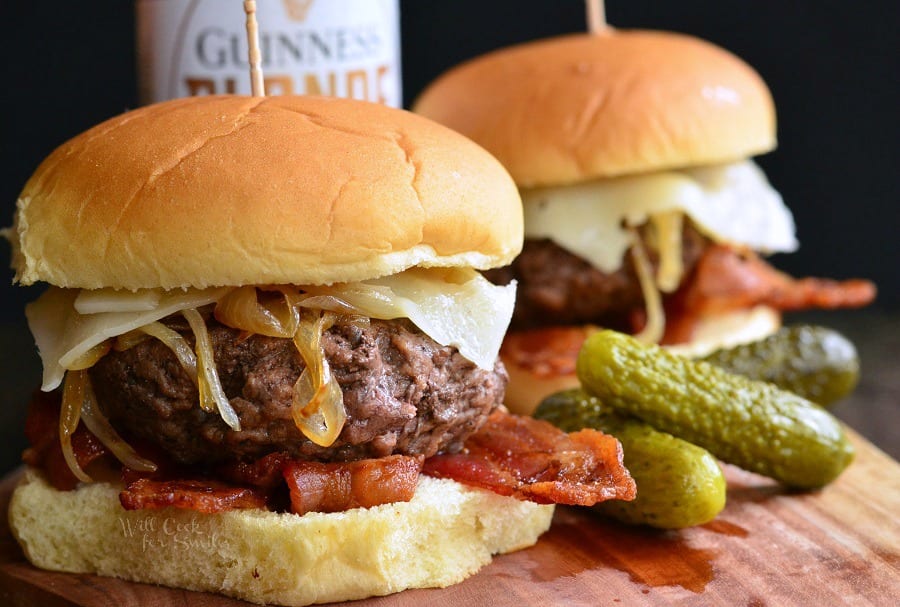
[
  {"left": 521, "top": 160, "right": 798, "bottom": 275},
  {"left": 27, "top": 268, "right": 515, "bottom": 391}
]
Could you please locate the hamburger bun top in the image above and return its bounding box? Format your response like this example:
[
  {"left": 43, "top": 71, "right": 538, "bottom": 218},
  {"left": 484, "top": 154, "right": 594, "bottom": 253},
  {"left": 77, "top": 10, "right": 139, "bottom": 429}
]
[
  {"left": 413, "top": 30, "right": 776, "bottom": 188},
  {"left": 9, "top": 95, "right": 523, "bottom": 290}
]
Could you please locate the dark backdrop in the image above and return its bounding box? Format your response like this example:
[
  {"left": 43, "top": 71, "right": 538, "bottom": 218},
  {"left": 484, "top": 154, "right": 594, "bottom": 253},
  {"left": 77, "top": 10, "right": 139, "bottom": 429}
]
[
  {"left": 0, "top": 2, "right": 897, "bottom": 472},
  {"left": 2, "top": 1, "right": 897, "bottom": 316}
]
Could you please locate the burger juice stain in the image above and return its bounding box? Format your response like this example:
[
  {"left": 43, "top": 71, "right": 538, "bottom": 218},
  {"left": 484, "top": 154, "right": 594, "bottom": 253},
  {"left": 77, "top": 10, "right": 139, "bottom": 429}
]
[{"left": 534, "top": 507, "right": 717, "bottom": 594}]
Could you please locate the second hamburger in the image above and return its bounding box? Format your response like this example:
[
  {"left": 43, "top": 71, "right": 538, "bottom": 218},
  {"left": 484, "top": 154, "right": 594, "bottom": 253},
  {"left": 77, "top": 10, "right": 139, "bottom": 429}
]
[{"left": 413, "top": 30, "right": 876, "bottom": 413}]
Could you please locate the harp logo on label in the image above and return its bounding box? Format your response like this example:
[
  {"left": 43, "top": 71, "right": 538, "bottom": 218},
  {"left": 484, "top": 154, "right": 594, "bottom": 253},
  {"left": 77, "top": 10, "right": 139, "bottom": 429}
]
[{"left": 282, "top": 0, "right": 315, "bottom": 21}]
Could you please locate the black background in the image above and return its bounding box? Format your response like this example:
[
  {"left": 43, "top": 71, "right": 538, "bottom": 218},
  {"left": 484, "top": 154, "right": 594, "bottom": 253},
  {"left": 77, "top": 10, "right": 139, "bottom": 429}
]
[
  {"left": 0, "top": 2, "right": 897, "bottom": 472},
  {"left": 2, "top": 1, "right": 898, "bottom": 314}
]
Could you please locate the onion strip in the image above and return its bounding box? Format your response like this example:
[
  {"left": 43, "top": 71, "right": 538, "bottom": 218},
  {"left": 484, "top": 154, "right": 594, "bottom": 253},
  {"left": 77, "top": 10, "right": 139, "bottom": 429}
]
[
  {"left": 80, "top": 374, "right": 157, "bottom": 473},
  {"left": 291, "top": 310, "right": 346, "bottom": 447},
  {"left": 651, "top": 210, "right": 684, "bottom": 293},
  {"left": 183, "top": 308, "right": 241, "bottom": 431},
  {"left": 59, "top": 370, "right": 92, "bottom": 483},
  {"left": 629, "top": 227, "right": 666, "bottom": 344},
  {"left": 65, "top": 341, "right": 111, "bottom": 371},
  {"left": 139, "top": 321, "right": 199, "bottom": 385},
  {"left": 215, "top": 286, "right": 300, "bottom": 338},
  {"left": 113, "top": 329, "right": 151, "bottom": 351}
]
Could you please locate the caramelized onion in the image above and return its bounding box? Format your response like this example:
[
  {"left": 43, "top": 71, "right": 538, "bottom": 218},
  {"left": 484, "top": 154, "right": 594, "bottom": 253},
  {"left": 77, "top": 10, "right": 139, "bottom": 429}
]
[
  {"left": 80, "top": 374, "right": 157, "bottom": 473},
  {"left": 139, "top": 321, "right": 198, "bottom": 385},
  {"left": 291, "top": 310, "right": 346, "bottom": 447},
  {"left": 65, "top": 341, "right": 111, "bottom": 371},
  {"left": 300, "top": 285, "right": 397, "bottom": 319},
  {"left": 60, "top": 371, "right": 92, "bottom": 483},
  {"left": 215, "top": 286, "right": 300, "bottom": 338},
  {"left": 113, "top": 329, "right": 151, "bottom": 351},
  {"left": 629, "top": 227, "right": 665, "bottom": 344},
  {"left": 183, "top": 308, "right": 241, "bottom": 431},
  {"left": 297, "top": 294, "right": 369, "bottom": 317},
  {"left": 651, "top": 210, "right": 684, "bottom": 293}
]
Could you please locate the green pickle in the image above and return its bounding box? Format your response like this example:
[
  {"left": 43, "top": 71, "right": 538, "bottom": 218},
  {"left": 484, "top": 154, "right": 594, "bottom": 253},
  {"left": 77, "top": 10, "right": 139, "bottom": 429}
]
[
  {"left": 577, "top": 330, "right": 855, "bottom": 489},
  {"left": 536, "top": 390, "right": 726, "bottom": 529},
  {"left": 700, "top": 325, "right": 860, "bottom": 407}
]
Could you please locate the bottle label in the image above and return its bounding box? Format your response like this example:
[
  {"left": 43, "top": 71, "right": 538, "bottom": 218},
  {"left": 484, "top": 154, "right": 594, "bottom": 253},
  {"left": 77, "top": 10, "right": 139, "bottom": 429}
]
[{"left": 136, "top": 0, "right": 402, "bottom": 107}]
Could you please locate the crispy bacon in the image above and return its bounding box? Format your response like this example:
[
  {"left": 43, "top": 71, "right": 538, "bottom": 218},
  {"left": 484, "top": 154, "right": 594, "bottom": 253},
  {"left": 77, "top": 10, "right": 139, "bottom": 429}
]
[
  {"left": 423, "top": 410, "right": 636, "bottom": 505},
  {"left": 283, "top": 455, "right": 424, "bottom": 515},
  {"left": 655, "top": 245, "right": 877, "bottom": 344},
  {"left": 22, "top": 390, "right": 111, "bottom": 491},
  {"left": 119, "top": 478, "right": 268, "bottom": 513},
  {"left": 217, "top": 451, "right": 292, "bottom": 490},
  {"left": 23, "top": 392, "right": 635, "bottom": 515},
  {"left": 501, "top": 326, "right": 596, "bottom": 378},
  {"left": 681, "top": 245, "right": 876, "bottom": 315}
]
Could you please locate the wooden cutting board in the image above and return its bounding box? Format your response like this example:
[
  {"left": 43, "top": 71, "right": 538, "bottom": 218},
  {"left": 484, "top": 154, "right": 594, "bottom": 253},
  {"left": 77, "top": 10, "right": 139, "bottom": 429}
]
[{"left": 0, "top": 429, "right": 897, "bottom": 607}]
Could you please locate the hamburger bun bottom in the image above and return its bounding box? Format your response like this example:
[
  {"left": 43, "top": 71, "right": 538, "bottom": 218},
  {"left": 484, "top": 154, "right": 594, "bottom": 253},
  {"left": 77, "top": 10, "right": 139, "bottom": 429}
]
[
  {"left": 9, "top": 469, "right": 553, "bottom": 606},
  {"left": 503, "top": 306, "right": 782, "bottom": 415}
]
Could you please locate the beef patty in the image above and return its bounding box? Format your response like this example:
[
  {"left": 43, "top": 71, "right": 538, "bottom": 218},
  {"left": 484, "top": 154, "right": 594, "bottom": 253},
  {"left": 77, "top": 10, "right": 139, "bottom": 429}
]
[
  {"left": 486, "top": 224, "right": 709, "bottom": 330},
  {"left": 89, "top": 316, "right": 506, "bottom": 466}
]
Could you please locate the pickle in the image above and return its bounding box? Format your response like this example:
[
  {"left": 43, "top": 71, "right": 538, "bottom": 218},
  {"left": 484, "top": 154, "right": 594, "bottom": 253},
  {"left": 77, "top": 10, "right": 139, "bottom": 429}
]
[
  {"left": 576, "top": 330, "right": 855, "bottom": 489},
  {"left": 700, "top": 325, "right": 860, "bottom": 407},
  {"left": 536, "top": 389, "right": 726, "bottom": 529}
]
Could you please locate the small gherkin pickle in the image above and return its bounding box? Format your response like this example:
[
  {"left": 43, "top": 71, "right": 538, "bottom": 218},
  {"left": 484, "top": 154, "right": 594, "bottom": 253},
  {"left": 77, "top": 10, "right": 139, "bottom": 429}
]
[
  {"left": 700, "top": 325, "right": 860, "bottom": 407},
  {"left": 536, "top": 389, "right": 725, "bottom": 529},
  {"left": 577, "top": 330, "right": 855, "bottom": 489}
]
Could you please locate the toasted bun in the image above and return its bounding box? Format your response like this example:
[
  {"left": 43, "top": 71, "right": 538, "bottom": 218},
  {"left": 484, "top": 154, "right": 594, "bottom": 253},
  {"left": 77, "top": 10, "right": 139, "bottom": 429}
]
[
  {"left": 10, "top": 470, "right": 553, "bottom": 606},
  {"left": 9, "top": 95, "right": 522, "bottom": 290},
  {"left": 414, "top": 30, "right": 776, "bottom": 188},
  {"left": 502, "top": 307, "right": 782, "bottom": 416}
]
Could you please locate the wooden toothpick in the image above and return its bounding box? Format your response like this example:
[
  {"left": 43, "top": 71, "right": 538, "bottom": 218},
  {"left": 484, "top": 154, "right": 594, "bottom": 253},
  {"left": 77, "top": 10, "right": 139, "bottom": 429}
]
[
  {"left": 585, "top": 0, "right": 609, "bottom": 35},
  {"left": 244, "top": 0, "right": 265, "bottom": 96}
]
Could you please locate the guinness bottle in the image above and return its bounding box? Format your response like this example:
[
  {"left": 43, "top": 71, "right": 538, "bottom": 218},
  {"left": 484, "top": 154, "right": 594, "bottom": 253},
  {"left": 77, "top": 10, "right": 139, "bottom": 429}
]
[{"left": 136, "top": 0, "right": 402, "bottom": 107}]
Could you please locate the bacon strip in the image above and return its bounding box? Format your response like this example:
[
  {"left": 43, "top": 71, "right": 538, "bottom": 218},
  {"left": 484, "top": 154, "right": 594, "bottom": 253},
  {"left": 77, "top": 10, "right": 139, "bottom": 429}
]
[
  {"left": 215, "top": 451, "right": 292, "bottom": 489},
  {"left": 22, "top": 390, "right": 111, "bottom": 491},
  {"left": 682, "top": 245, "right": 876, "bottom": 315},
  {"left": 119, "top": 478, "right": 268, "bottom": 513},
  {"left": 423, "top": 410, "right": 636, "bottom": 506},
  {"left": 283, "top": 455, "right": 424, "bottom": 515},
  {"left": 656, "top": 245, "right": 877, "bottom": 344},
  {"left": 501, "top": 326, "right": 595, "bottom": 378},
  {"left": 23, "top": 393, "right": 634, "bottom": 514}
]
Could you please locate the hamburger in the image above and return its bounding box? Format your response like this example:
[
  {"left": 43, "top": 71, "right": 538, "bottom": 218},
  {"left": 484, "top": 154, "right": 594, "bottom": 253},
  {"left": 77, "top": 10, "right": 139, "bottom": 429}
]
[
  {"left": 3, "top": 95, "right": 635, "bottom": 605},
  {"left": 413, "top": 30, "right": 876, "bottom": 413}
]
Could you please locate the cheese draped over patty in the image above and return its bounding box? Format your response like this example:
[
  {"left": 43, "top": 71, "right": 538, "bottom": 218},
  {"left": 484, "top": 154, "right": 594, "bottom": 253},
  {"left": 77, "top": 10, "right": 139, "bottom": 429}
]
[
  {"left": 522, "top": 160, "right": 798, "bottom": 283},
  {"left": 28, "top": 268, "right": 516, "bottom": 392}
]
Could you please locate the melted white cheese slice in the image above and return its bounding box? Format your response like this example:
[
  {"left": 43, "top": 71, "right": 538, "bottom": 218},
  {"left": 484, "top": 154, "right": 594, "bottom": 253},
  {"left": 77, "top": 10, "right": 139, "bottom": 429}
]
[
  {"left": 521, "top": 160, "right": 798, "bottom": 274},
  {"left": 28, "top": 287, "right": 230, "bottom": 391},
  {"left": 27, "top": 268, "right": 514, "bottom": 391},
  {"left": 320, "top": 267, "right": 516, "bottom": 372}
]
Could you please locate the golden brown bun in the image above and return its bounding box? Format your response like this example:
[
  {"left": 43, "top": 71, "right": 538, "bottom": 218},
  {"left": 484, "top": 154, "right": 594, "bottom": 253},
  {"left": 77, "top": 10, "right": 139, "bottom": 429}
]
[
  {"left": 414, "top": 30, "right": 776, "bottom": 188},
  {"left": 502, "top": 307, "right": 781, "bottom": 416},
  {"left": 9, "top": 95, "right": 522, "bottom": 290},
  {"left": 9, "top": 470, "right": 553, "bottom": 606}
]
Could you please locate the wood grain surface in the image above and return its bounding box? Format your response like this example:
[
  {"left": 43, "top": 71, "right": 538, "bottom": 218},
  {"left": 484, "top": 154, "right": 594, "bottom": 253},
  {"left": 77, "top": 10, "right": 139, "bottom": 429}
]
[{"left": 0, "top": 429, "right": 897, "bottom": 607}]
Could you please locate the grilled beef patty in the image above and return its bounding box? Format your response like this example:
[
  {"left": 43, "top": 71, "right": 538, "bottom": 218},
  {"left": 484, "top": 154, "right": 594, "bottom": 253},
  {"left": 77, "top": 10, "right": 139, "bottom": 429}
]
[
  {"left": 89, "top": 317, "right": 506, "bottom": 466},
  {"left": 486, "top": 225, "right": 710, "bottom": 330}
]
